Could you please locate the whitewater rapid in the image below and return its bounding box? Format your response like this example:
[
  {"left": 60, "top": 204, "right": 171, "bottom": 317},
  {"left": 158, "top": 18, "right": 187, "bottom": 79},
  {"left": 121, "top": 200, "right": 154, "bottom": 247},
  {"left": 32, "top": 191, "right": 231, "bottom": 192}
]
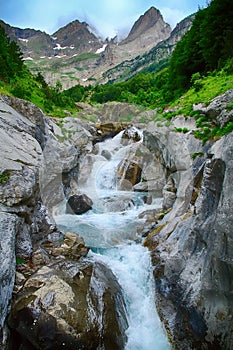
[{"left": 55, "top": 129, "right": 170, "bottom": 349}]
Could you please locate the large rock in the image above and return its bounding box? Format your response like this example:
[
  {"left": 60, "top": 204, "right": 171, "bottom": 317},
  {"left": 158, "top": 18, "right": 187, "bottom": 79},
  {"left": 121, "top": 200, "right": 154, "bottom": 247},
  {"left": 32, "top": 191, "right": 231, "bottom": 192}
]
[
  {"left": 193, "top": 88, "right": 233, "bottom": 127},
  {"left": 117, "top": 159, "right": 142, "bottom": 188},
  {"left": 162, "top": 175, "right": 177, "bottom": 210},
  {"left": 143, "top": 122, "right": 203, "bottom": 215},
  {"left": 8, "top": 259, "right": 128, "bottom": 350},
  {"left": 95, "top": 122, "right": 131, "bottom": 140},
  {"left": 66, "top": 194, "right": 93, "bottom": 214}
]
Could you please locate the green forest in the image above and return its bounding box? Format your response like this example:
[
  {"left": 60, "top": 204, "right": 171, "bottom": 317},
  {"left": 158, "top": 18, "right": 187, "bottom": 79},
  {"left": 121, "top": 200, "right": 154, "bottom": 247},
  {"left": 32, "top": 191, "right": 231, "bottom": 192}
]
[{"left": 0, "top": 0, "right": 233, "bottom": 139}]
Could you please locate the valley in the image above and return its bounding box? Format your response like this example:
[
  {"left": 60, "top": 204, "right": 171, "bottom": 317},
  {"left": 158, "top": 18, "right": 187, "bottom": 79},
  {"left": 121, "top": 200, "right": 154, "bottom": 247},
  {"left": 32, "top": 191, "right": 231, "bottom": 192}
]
[{"left": 0, "top": 0, "right": 233, "bottom": 349}]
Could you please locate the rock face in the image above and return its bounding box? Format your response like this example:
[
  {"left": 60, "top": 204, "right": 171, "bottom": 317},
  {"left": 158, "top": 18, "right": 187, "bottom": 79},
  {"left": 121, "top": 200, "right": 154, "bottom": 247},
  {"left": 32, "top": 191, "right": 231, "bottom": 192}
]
[
  {"left": 142, "top": 109, "right": 233, "bottom": 347},
  {"left": 193, "top": 88, "right": 233, "bottom": 127},
  {"left": 0, "top": 95, "right": 97, "bottom": 348},
  {"left": 117, "top": 159, "right": 142, "bottom": 188},
  {"left": 102, "top": 14, "right": 194, "bottom": 84}
]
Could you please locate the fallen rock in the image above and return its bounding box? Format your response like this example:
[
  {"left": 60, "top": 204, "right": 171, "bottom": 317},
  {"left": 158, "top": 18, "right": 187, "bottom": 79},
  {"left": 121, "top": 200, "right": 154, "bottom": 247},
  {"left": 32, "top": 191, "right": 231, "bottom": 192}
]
[
  {"left": 101, "top": 149, "right": 111, "bottom": 160},
  {"left": 66, "top": 194, "right": 93, "bottom": 215},
  {"left": 50, "top": 231, "right": 89, "bottom": 259},
  {"left": 95, "top": 122, "right": 131, "bottom": 141},
  {"left": 100, "top": 196, "right": 134, "bottom": 212}
]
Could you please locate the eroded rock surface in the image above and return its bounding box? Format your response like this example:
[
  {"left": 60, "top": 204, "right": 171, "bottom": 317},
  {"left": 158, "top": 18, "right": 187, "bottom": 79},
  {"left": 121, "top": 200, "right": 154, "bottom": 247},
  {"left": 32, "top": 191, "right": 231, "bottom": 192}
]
[
  {"left": 8, "top": 259, "right": 128, "bottom": 350},
  {"left": 144, "top": 130, "right": 233, "bottom": 349}
]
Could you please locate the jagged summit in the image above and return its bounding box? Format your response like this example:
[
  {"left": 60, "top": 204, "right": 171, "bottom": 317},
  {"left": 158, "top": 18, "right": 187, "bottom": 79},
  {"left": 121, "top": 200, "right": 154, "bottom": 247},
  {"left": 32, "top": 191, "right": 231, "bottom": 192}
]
[
  {"left": 122, "top": 7, "right": 171, "bottom": 45},
  {"left": 52, "top": 20, "right": 102, "bottom": 53}
]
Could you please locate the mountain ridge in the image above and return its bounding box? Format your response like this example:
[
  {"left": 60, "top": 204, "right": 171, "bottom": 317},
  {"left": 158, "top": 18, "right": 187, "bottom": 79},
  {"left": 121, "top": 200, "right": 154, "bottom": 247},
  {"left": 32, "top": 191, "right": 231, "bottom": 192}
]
[{"left": 0, "top": 7, "right": 192, "bottom": 88}]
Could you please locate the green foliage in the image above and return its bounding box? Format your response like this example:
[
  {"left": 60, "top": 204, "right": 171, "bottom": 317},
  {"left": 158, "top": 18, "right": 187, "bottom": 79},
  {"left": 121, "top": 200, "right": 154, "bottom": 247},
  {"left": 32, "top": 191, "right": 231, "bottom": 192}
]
[
  {"left": 167, "top": 0, "right": 233, "bottom": 96},
  {"left": 190, "top": 72, "right": 204, "bottom": 91},
  {"left": 226, "top": 99, "right": 233, "bottom": 111},
  {"left": 16, "top": 257, "right": 26, "bottom": 265},
  {"left": 0, "top": 26, "right": 77, "bottom": 115},
  {"left": 0, "top": 170, "right": 11, "bottom": 184},
  {"left": 191, "top": 152, "right": 204, "bottom": 159},
  {"left": 174, "top": 127, "right": 189, "bottom": 133},
  {"left": 0, "top": 26, "right": 24, "bottom": 82}
]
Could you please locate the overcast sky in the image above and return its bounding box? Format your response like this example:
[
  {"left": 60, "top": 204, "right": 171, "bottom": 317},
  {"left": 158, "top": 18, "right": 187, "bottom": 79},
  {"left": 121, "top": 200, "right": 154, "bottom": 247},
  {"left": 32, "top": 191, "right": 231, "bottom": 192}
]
[{"left": 1, "top": 0, "right": 208, "bottom": 38}]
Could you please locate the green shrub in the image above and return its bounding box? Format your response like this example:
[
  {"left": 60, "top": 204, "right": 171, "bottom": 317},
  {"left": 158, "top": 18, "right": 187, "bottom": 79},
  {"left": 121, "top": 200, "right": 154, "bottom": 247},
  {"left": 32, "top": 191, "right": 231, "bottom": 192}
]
[
  {"left": 174, "top": 127, "right": 189, "bottom": 133},
  {"left": 0, "top": 170, "right": 11, "bottom": 184}
]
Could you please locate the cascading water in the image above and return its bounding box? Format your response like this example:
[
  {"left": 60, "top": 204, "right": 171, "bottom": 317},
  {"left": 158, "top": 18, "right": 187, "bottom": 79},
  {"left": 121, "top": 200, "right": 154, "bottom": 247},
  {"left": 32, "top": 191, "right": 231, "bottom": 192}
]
[{"left": 54, "top": 129, "right": 170, "bottom": 350}]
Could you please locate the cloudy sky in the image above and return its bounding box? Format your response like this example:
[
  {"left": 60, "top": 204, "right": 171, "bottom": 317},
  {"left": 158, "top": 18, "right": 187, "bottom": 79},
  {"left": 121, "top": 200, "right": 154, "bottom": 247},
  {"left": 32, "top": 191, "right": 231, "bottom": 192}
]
[{"left": 1, "top": 0, "right": 208, "bottom": 38}]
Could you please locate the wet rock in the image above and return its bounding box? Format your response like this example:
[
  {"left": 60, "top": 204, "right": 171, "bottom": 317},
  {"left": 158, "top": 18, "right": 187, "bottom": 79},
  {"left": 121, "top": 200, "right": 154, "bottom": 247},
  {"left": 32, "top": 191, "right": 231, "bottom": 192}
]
[
  {"left": 133, "top": 181, "right": 148, "bottom": 192},
  {"left": 8, "top": 260, "right": 128, "bottom": 350},
  {"left": 121, "top": 126, "right": 142, "bottom": 145},
  {"left": 117, "top": 159, "right": 142, "bottom": 186},
  {"left": 101, "top": 149, "right": 111, "bottom": 160},
  {"left": 142, "top": 195, "right": 152, "bottom": 204},
  {"left": 162, "top": 176, "right": 177, "bottom": 210},
  {"left": 66, "top": 194, "right": 93, "bottom": 215},
  {"left": 137, "top": 208, "right": 165, "bottom": 236},
  {"left": 76, "top": 154, "right": 99, "bottom": 187},
  {"left": 100, "top": 196, "right": 135, "bottom": 212},
  {"left": 95, "top": 122, "right": 131, "bottom": 140}
]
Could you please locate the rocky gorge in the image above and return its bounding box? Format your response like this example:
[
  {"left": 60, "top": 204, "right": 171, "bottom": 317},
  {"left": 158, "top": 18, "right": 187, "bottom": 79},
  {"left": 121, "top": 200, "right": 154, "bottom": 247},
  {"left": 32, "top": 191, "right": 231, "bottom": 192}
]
[{"left": 0, "top": 90, "right": 233, "bottom": 349}]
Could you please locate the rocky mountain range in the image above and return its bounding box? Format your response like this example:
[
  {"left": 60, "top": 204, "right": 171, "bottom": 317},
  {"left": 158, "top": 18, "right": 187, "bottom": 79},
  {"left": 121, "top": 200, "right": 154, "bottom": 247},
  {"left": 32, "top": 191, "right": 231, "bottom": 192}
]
[{"left": 0, "top": 7, "right": 193, "bottom": 89}]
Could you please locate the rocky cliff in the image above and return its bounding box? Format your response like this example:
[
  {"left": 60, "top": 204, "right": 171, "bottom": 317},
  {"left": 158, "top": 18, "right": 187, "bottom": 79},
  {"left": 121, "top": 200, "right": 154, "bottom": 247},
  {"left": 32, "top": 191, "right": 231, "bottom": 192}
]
[{"left": 0, "top": 90, "right": 232, "bottom": 349}]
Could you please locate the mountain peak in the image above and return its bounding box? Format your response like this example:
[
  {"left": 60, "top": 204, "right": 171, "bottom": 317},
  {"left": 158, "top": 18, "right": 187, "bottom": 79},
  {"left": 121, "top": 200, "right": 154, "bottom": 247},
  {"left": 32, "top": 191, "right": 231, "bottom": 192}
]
[
  {"left": 121, "top": 6, "right": 171, "bottom": 49},
  {"left": 52, "top": 19, "right": 102, "bottom": 52},
  {"left": 122, "top": 6, "right": 171, "bottom": 44},
  {"left": 53, "top": 19, "right": 87, "bottom": 37}
]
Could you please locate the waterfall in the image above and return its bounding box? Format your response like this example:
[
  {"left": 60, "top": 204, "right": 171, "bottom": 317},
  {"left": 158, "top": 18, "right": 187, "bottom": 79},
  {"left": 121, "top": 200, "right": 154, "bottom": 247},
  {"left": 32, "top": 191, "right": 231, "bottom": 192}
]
[{"left": 55, "top": 128, "right": 170, "bottom": 349}]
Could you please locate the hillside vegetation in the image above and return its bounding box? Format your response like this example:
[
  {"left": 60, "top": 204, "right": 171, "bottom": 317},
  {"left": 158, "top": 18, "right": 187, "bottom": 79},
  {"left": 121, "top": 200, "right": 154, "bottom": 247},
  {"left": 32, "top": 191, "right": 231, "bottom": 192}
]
[{"left": 0, "top": 0, "right": 232, "bottom": 138}]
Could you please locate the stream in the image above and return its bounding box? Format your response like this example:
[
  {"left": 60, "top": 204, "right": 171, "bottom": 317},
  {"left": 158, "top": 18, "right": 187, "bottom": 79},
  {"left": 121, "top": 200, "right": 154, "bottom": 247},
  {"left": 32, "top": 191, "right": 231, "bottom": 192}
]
[{"left": 55, "top": 129, "right": 170, "bottom": 350}]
